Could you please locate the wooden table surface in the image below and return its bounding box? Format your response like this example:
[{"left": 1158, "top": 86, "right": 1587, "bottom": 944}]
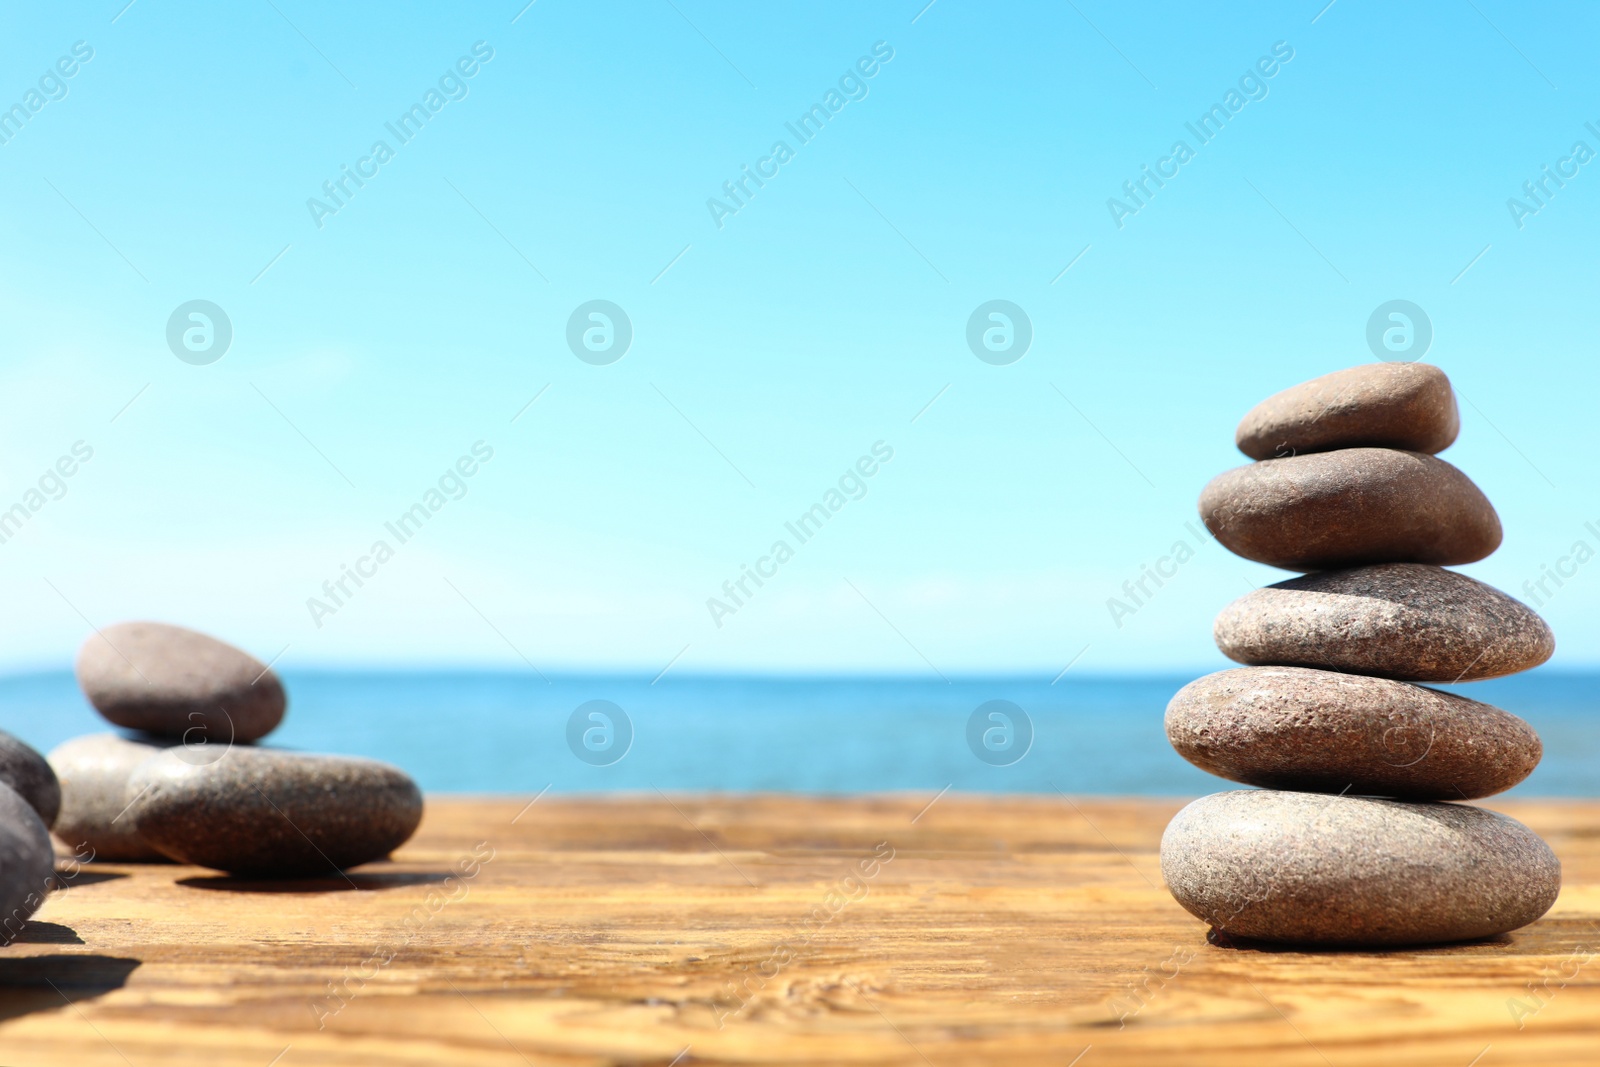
[{"left": 2, "top": 794, "right": 1598, "bottom": 1066}]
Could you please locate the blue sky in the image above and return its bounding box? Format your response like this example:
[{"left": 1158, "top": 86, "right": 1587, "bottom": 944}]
[{"left": 0, "top": 0, "right": 1596, "bottom": 676}]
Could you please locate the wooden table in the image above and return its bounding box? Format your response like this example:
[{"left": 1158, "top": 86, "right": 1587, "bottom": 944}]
[{"left": 2, "top": 795, "right": 1597, "bottom": 1066}]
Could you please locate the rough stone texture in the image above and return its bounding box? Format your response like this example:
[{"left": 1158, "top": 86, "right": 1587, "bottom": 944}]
[
  {"left": 127, "top": 748, "right": 423, "bottom": 877},
  {"left": 0, "top": 781, "right": 57, "bottom": 946},
  {"left": 1235, "top": 362, "right": 1459, "bottom": 460},
  {"left": 48, "top": 733, "right": 176, "bottom": 861},
  {"left": 1161, "top": 790, "right": 1561, "bottom": 945},
  {"left": 1198, "top": 449, "right": 1501, "bottom": 571},
  {"left": 0, "top": 730, "right": 61, "bottom": 828},
  {"left": 1214, "top": 564, "right": 1553, "bottom": 682},
  {"left": 76, "top": 621, "right": 286, "bottom": 743},
  {"left": 1166, "top": 667, "right": 1540, "bottom": 799}
]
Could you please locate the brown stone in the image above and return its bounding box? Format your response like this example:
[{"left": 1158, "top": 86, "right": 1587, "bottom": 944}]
[
  {"left": 1199, "top": 449, "right": 1501, "bottom": 571},
  {"left": 48, "top": 733, "right": 177, "bottom": 862},
  {"left": 1235, "top": 362, "right": 1459, "bottom": 460},
  {"left": 1214, "top": 564, "right": 1553, "bottom": 682},
  {"left": 0, "top": 782, "right": 56, "bottom": 945},
  {"left": 76, "top": 621, "right": 287, "bottom": 743},
  {"left": 127, "top": 748, "right": 423, "bottom": 877},
  {"left": 1166, "top": 666, "right": 1540, "bottom": 799},
  {"left": 1161, "top": 789, "right": 1560, "bottom": 945},
  {"left": 0, "top": 730, "right": 60, "bottom": 828}
]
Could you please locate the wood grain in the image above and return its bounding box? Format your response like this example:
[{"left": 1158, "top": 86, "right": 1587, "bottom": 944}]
[{"left": 2, "top": 794, "right": 1598, "bottom": 1066}]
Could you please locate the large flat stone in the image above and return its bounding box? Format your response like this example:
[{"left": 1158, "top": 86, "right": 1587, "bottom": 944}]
[
  {"left": 1161, "top": 790, "right": 1560, "bottom": 945},
  {"left": 127, "top": 747, "right": 423, "bottom": 877}
]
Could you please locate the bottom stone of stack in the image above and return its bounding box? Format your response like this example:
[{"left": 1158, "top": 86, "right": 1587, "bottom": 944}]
[{"left": 1161, "top": 790, "right": 1560, "bottom": 946}]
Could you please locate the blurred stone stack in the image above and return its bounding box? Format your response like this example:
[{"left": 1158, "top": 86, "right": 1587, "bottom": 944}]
[
  {"left": 1160, "top": 363, "right": 1562, "bottom": 946},
  {"left": 49, "top": 622, "right": 422, "bottom": 878}
]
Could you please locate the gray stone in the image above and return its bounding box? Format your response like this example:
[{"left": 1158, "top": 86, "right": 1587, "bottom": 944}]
[
  {"left": 75, "top": 621, "right": 286, "bottom": 743},
  {"left": 1166, "top": 667, "right": 1541, "bottom": 800},
  {"left": 0, "top": 731, "right": 60, "bottom": 828},
  {"left": 48, "top": 734, "right": 176, "bottom": 861},
  {"left": 0, "top": 782, "right": 56, "bottom": 947},
  {"left": 1235, "top": 362, "right": 1459, "bottom": 460},
  {"left": 127, "top": 748, "right": 423, "bottom": 877},
  {"left": 1161, "top": 790, "right": 1560, "bottom": 945},
  {"left": 1199, "top": 449, "right": 1501, "bottom": 571},
  {"left": 1214, "top": 564, "right": 1553, "bottom": 682}
]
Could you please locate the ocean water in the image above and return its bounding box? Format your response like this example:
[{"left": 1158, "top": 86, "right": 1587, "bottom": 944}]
[{"left": 1, "top": 670, "right": 1595, "bottom": 796}]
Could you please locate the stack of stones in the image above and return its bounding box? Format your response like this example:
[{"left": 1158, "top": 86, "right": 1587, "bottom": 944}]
[
  {"left": 1160, "top": 362, "right": 1562, "bottom": 946},
  {"left": 47, "top": 621, "right": 423, "bottom": 878}
]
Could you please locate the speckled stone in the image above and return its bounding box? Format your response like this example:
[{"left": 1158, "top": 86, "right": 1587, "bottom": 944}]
[
  {"left": 1166, "top": 667, "right": 1541, "bottom": 800},
  {"left": 1235, "top": 362, "right": 1459, "bottom": 460},
  {"left": 1161, "top": 790, "right": 1560, "bottom": 945},
  {"left": 0, "top": 730, "right": 60, "bottom": 828},
  {"left": 1198, "top": 449, "right": 1501, "bottom": 571},
  {"left": 0, "top": 782, "right": 56, "bottom": 945},
  {"left": 75, "top": 621, "right": 286, "bottom": 743},
  {"left": 1214, "top": 564, "right": 1553, "bottom": 682},
  {"left": 127, "top": 748, "right": 423, "bottom": 877},
  {"left": 48, "top": 733, "right": 175, "bottom": 861}
]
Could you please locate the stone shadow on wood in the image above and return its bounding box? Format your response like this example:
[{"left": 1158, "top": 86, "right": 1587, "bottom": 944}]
[
  {"left": 0, "top": 953, "right": 141, "bottom": 1024},
  {"left": 176, "top": 870, "right": 455, "bottom": 893},
  {"left": 5, "top": 922, "right": 85, "bottom": 946},
  {"left": 1206, "top": 927, "right": 1516, "bottom": 953},
  {"left": 54, "top": 871, "right": 132, "bottom": 889}
]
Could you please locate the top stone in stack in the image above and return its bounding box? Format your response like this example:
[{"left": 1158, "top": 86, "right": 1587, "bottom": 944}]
[
  {"left": 1160, "top": 361, "right": 1562, "bottom": 946},
  {"left": 76, "top": 621, "right": 287, "bottom": 743},
  {"left": 1203, "top": 362, "right": 1499, "bottom": 572}
]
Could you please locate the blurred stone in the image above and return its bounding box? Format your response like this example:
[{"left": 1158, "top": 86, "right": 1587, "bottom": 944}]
[
  {"left": 48, "top": 733, "right": 175, "bottom": 861},
  {"left": 127, "top": 748, "right": 423, "bottom": 877},
  {"left": 0, "top": 730, "right": 60, "bottom": 828},
  {"left": 75, "top": 621, "right": 286, "bottom": 743},
  {"left": 0, "top": 782, "right": 57, "bottom": 945}
]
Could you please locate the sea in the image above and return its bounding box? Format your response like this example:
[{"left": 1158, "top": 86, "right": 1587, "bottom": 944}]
[{"left": 2, "top": 670, "right": 1595, "bottom": 796}]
